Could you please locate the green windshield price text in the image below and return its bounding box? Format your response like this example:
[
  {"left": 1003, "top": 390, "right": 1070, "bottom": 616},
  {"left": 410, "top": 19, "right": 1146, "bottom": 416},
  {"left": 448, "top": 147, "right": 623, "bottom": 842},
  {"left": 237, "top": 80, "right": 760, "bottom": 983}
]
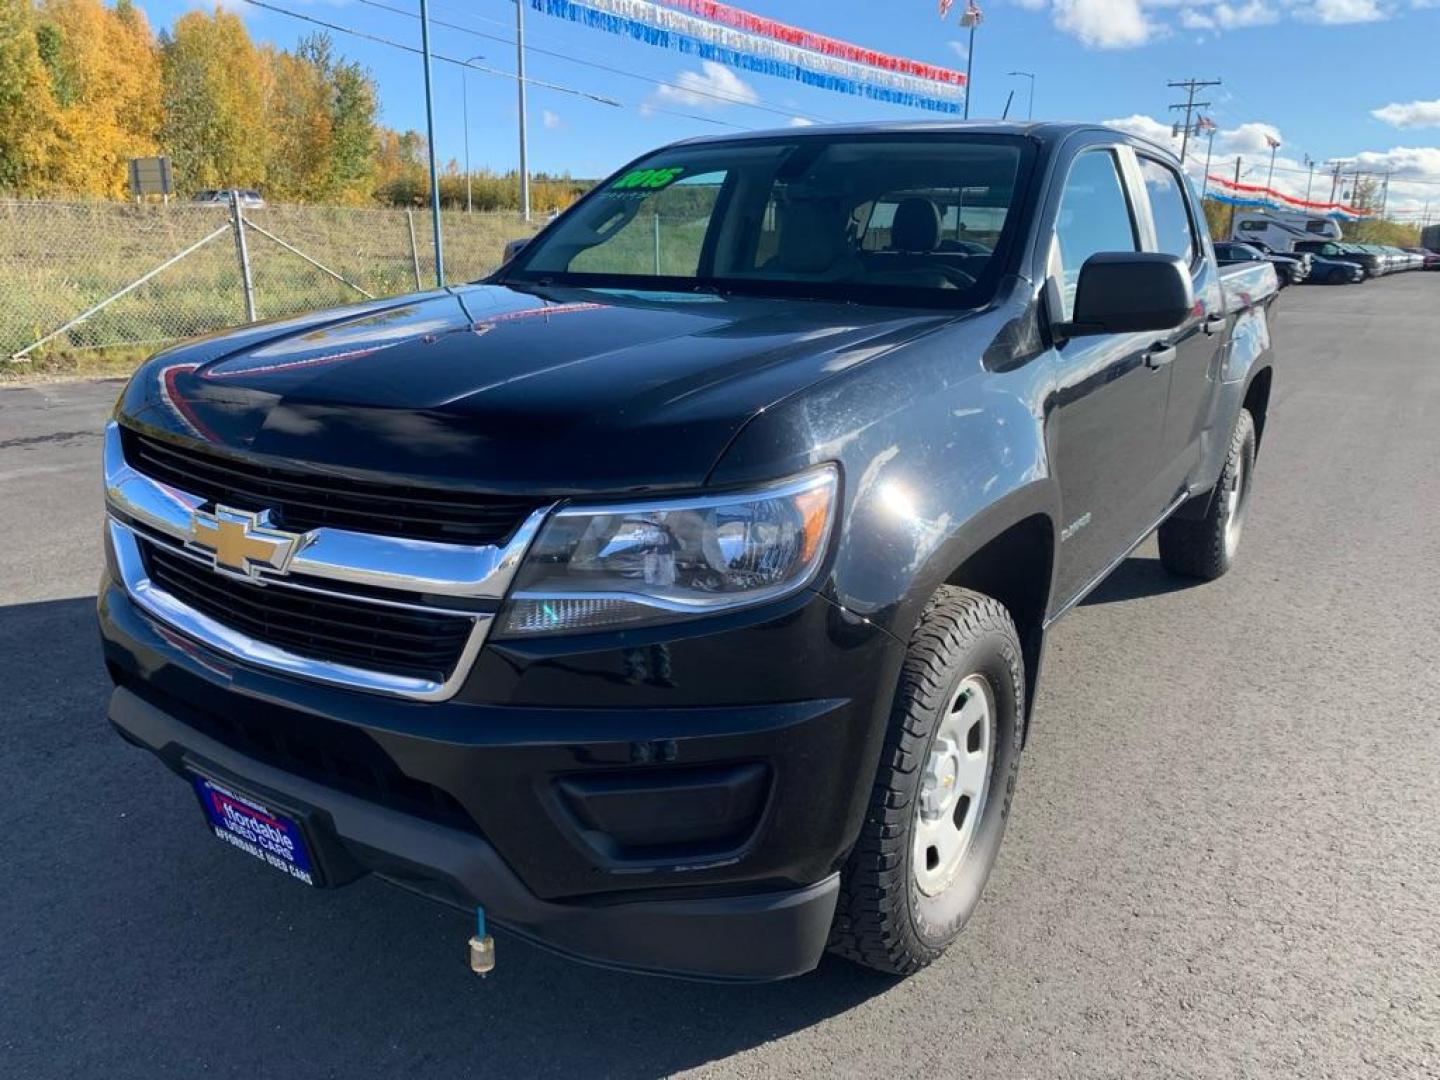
[{"left": 611, "top": 167, "right": 685, "bottom": 191}]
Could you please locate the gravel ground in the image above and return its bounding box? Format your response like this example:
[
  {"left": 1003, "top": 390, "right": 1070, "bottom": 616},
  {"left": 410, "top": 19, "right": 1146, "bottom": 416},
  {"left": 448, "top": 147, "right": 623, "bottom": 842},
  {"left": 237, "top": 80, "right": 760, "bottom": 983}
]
[{"left": 1, "top": 276, "right": 1437, "bottom": 1079}]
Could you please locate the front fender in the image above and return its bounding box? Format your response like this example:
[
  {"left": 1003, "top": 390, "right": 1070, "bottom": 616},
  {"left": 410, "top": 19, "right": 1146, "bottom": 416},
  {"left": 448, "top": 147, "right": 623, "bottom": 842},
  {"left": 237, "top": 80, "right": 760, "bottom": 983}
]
[{"left": 707, "top": 314, "right": 1058, "bottom": 646}]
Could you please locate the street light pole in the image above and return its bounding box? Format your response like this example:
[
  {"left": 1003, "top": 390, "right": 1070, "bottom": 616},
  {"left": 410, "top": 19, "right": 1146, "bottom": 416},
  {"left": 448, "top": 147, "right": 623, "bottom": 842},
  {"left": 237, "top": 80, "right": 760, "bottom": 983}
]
[
  {"left": 963, "top": 19, "right": 976, "bottom": 119},
  {"left": 515, "top": 0, "right": 532, "bottom": 222},
  {"left": 1201, "top": 125, "right": 1216, "bottom": 198},
  {"left": 462, "top": 54, "right": 484, "bottom": 214},
  {"left": 1007, "top": 71, "right": 1035, "bottom": 120}
]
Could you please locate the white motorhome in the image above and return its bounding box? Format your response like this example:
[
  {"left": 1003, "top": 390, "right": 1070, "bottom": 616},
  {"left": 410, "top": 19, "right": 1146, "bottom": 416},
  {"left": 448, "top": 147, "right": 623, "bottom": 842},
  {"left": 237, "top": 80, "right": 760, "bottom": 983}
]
[{"left": 1231, "top": 211, "right": 1342, "bottom": 251}]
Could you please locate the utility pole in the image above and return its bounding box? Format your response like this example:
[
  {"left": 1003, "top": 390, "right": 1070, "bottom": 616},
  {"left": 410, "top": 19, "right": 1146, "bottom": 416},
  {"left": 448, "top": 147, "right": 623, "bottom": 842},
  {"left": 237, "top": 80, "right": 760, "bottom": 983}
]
[
  {"left": 1303, "top": 155, "right": 1316, "bottom": 203},
  {"left": 1379, "top": 171, "right": 1393, "bottom": 218},
  {"left": 1227, "top": 155, "right": 1242, "bottom": 236},
  {"left": 1325, "top": 159, "right": 1347, "bottom": 205},
  {"left": 515, "top": 0, "right": 532, "bottom": 222},
  {"left": 1168, "top": 77, "right": 1221, "bottom": 166},
  {"left": 1265, "top": 139, "right": 1280, "bottom": 193}
]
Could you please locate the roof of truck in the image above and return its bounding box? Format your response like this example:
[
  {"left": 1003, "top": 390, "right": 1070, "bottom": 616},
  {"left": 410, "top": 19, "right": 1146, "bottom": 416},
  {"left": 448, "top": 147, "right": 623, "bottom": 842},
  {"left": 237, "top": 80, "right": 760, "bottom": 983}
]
[{"left": 673, "top": 120, "right": 1123, "bottom": 147}]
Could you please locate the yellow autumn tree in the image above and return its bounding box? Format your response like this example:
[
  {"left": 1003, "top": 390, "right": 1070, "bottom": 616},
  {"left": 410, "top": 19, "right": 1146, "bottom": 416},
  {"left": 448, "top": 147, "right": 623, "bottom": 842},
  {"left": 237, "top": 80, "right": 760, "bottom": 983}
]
[
  {"left": 0, "top": 0, "right": 63, "bottom": 193},
  {"left": 33, "top": 0, "right": 160, "bottom": 197},
  {"left": 159, "top": 6, "right": 267, "bottom": 194},
  {"left": 264, "top": 37, "right": 333, "bottom": 202},
  {"left": 262, "top": 33, "right": 377, "bottom": 204}
]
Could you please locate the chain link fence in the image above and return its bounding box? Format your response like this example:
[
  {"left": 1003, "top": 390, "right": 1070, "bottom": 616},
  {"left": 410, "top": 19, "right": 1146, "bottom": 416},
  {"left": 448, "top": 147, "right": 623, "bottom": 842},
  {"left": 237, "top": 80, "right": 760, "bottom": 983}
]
[{"left": 1, "top": 199, "right": 543, "bottom": 361}]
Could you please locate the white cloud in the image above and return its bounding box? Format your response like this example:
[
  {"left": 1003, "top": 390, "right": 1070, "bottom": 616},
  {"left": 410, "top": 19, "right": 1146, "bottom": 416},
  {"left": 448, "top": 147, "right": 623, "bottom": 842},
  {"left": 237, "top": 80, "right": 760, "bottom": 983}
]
[
  {"left": 1027, "top": 0, "right": 1402, "bottom": 45},
  {"left": 1104, "top": 113, "right": 1183, "bottom": 148},
  {"left": 652, "top": 61, "right": 758, "bottom": 110},
  {"left": 1052, "top": 0, "right": 1158, "bottom": 47},
  {"left": 1296, "top": 0, "right": 1386, "bottom": 22},
  {"left": 1222, "top": 121, "right": 1285, "bottom": 154},
  {"left": 947, "top": 40, "right": 969, "bottom": 60},
  {"left": 1372, "top": 99, "right": 1440, "bottom": 129},
  {"left": 788, "top": 116, "right": 815, "bottom": 127},
  {"left": 1215, "top": 0, "right": 1282, "bottom": 27},
  {"left": 542, "top": 109, "right": 562, "bottom": 130}
]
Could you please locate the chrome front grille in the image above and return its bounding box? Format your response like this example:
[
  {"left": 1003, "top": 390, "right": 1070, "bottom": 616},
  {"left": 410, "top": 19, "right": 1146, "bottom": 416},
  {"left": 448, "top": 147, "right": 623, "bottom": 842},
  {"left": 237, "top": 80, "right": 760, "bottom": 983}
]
[
  {"left": 142, "top": 543, "right": 474, "bottom": 684},
  {"left": 104, "top": 422, "right": 552, "bottom": 700}
]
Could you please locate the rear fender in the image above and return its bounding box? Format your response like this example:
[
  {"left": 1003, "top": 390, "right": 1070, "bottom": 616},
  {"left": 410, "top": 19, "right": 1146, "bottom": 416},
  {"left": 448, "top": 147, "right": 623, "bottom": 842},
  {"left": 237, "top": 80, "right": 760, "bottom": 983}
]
[{"left": 1175, "top": 285, "right": 1275, "bottom": 520}]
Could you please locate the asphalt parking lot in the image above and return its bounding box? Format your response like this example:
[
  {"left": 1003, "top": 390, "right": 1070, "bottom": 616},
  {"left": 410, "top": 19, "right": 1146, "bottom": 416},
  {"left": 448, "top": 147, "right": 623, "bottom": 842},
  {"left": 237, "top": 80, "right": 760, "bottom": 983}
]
[{"left": 2, "top": 275, "right": 1437, "bottom": 1079}]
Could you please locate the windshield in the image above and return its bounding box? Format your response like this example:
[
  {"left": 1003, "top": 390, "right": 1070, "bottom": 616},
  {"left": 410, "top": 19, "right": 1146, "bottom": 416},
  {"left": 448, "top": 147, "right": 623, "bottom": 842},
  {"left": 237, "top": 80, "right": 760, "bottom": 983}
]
[{"left": 499, "top": 134, "right": 1034, "bottom": 309}]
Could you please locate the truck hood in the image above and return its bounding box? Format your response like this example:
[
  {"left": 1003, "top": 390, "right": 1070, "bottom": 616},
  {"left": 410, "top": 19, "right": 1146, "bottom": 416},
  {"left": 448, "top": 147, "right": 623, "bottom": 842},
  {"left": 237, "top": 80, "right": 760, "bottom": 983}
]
[{"left": 118, "top": 284, "right": 953, "bottom": 494}]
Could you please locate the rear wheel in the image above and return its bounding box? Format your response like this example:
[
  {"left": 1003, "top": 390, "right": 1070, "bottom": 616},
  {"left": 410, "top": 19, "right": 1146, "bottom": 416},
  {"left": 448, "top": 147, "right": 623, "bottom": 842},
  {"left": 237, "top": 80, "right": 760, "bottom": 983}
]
[
  {"left": 1157, "top": 408, "right": 1257, "bottom": 580},
  {"left": 828, "top": 587, "right": 1023, "bottom": 975}
]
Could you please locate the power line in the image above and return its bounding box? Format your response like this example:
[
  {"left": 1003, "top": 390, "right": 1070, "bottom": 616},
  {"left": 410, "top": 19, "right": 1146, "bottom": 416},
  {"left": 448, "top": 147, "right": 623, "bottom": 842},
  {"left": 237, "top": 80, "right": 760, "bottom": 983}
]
[
  {"left": 239, "top": 0, "right": 618, "bottom": 105},
  {"left": 1167, "top": 78, "right": 1221, "bottom": 165},
  {"left": 357, "top": 0, "right": 835, "bottom": 124},
  {"left": 235, "top": 0, "right": 748, "bottom": 130}
]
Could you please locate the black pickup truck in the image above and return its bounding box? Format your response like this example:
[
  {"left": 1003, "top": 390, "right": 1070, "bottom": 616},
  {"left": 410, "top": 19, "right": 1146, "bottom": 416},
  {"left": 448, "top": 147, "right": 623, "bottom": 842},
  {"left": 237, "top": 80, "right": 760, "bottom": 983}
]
[{"left": 99, "top": 122, "right": 1278, "bottom": 982}]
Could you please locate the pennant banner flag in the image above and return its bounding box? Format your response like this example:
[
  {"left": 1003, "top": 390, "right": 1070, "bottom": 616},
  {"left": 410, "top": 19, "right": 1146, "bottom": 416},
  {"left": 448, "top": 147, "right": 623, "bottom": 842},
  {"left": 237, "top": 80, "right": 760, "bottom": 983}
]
[
  {"left": 530, "top": 0, "right": 968, "bottom": 113},
  {"left": 1206, "top": 173, "right": 1374, "bottom": 220}
]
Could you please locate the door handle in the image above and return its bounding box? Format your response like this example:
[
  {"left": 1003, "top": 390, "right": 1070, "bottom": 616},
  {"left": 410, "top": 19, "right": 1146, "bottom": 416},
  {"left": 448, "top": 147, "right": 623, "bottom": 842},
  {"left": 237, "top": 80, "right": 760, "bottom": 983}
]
[
  {"left": 1202, "top": 313, "right": 1227, "bottom": 336},
  {"left": 1145, "top": 343, "right": 1176, "bottom": 370}
]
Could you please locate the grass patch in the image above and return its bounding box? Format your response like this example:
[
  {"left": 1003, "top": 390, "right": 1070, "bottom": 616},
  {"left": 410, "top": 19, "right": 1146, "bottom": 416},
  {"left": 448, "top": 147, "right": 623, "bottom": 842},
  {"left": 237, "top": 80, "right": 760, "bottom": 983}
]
[{"left": 1, "top": 345, "right": 155, "bottom": 384}]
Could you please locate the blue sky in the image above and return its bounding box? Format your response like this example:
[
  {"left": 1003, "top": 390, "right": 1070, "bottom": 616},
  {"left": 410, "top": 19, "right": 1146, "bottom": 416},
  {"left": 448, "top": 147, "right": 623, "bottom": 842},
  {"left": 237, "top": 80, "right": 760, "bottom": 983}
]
[{"left": 144, "top": 0, "right": 1440, "bottom": 217}]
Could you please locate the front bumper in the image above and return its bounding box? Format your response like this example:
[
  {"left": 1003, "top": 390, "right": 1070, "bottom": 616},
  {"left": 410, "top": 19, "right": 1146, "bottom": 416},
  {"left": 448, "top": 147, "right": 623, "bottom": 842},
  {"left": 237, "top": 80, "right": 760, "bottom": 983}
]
[{"left": 99, "top": 565, "right": 903, "bottom": 981}]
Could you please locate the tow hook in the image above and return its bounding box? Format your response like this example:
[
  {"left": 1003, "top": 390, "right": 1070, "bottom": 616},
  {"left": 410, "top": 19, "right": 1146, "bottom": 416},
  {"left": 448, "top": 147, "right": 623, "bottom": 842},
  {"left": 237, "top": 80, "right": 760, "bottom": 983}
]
[{"left": 468, "top": 907, "right": 496, "bottom": 976}]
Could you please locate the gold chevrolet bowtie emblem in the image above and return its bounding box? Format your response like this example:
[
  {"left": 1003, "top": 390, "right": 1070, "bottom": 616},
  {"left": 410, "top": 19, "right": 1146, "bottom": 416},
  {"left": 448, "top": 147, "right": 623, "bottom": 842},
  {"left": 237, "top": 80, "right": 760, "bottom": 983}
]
[{"left": 187, "top": 506, "right": 300, "bottom": 579}]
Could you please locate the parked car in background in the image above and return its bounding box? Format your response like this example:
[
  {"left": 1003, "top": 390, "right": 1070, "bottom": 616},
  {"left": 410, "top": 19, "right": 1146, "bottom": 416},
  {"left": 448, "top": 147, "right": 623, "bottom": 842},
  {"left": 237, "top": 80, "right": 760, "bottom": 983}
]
[
  {"left": 194, "top": 188, "right": 266, "bottom": 209},
  {"left": 1404, "top": 247, "right": 1440, "bottom": 270},
  {"left": 1368, "top": 245, "right": 1416, "bottom": 274},
  {"left": 1293, "top": 240, "right": 1384, "bottom": 280},
  {"left": 1386, "top": 246, "right": 1424, "bottom": 272},
  {"left": 1214, "top": 241, "right": 1308, "bottom": 286},
  {"left": 1250, "top": 241, "right": 1314, "bottom": 279},
  {"left": 1297, "top": 251, "right": 1364, "bottom": 284}
]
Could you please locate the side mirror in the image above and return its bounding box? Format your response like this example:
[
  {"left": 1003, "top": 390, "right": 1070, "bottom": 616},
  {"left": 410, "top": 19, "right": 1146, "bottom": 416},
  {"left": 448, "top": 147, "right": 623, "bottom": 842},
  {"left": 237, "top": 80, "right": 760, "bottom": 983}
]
[
  {"left": 1059, "top": 252, "right": 1194, "bottom": 338},
  {"left": 502, "top": 237, "right": 529, "bottom": 264}
]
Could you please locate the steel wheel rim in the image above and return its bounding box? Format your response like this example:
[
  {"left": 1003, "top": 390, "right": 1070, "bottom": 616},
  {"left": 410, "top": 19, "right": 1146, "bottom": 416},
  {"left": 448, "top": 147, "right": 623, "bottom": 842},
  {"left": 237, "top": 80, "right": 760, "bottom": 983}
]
[
  {"left": 913, "top": 674, "right": 995, "bottom": 898},
  {"left": 1223, "top": 445, "right": 1251, "bottom": 559}
]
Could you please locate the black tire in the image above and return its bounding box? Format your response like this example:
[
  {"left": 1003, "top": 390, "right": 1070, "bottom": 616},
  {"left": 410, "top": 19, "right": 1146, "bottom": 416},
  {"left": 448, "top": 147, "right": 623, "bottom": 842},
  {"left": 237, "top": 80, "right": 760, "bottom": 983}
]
[
  {"left": 1157, "top": 407, "right": 1257, "bottom": 580},
  {"left": 828, "top": 587, "right": 1024, "bottom": 976}
]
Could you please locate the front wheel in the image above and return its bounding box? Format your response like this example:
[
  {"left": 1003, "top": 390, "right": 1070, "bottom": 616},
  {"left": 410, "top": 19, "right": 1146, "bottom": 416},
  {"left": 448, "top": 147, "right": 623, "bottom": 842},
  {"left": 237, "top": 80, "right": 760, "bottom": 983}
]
[
  {"left": 828, "top": 587, "right": 1024, "bottom": 975},
  {"left": 1157, "top": 408, "right": 1257, "bottom": 580}
]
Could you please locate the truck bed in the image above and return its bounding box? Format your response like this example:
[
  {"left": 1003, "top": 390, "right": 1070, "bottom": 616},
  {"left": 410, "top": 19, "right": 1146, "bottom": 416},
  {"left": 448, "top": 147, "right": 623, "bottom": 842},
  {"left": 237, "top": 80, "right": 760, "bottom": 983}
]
[{"left": 1218, "top": 260, "right": 1280, "bottom": 315}]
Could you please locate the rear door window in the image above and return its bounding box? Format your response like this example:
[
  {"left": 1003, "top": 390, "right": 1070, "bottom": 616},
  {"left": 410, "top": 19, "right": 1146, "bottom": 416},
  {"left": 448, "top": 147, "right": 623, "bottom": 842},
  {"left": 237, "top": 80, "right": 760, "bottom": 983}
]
[
  {"left": 1050, "top": 150, "right": 1139, "bottom": 320},
  {"left": 1138, "top": 157, "right": 1197, "bottom": 267}
]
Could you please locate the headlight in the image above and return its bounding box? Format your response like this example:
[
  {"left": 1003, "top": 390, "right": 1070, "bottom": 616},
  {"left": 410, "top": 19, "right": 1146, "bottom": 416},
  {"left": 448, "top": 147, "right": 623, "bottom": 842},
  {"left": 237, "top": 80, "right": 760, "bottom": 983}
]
[{"left": 495, "top": 466, "right": 838, "bottom": 637}]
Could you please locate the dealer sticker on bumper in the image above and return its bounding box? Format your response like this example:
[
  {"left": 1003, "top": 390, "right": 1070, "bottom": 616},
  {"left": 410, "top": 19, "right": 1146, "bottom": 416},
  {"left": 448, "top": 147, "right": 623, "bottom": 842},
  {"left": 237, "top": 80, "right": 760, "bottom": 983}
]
[{"left": 192, "top": 775, "right": 317, "bottom": 886}]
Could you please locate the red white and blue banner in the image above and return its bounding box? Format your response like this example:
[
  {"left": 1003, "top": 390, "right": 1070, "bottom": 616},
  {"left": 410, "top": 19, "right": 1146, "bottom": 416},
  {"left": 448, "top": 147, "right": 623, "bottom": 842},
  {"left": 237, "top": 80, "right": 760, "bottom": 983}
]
[
  {"left": 530, "top": 0, "right": 968, "bottom": 113},
  {"left": 1206, "top": 173, "right": 1374, "bottom": 220}
]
